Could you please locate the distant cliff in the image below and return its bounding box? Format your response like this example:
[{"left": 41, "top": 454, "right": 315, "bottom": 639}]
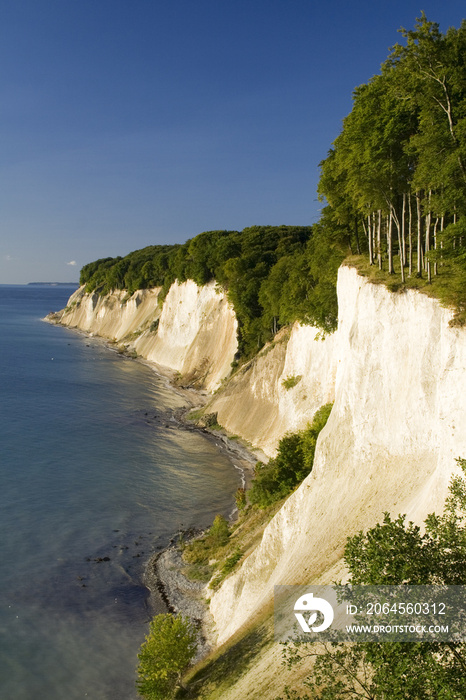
[
  {"left": 48, "top": 280, "right": 237, "bottom": 393},
  {"left": 48, "top": 277, "right": 338, "bottom": 454}
]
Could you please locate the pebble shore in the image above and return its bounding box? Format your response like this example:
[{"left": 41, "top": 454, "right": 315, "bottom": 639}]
[{"left": 144, "top": 544, "right": 216, "bottom": 660}]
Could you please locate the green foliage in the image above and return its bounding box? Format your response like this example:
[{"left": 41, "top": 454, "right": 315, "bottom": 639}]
[
  {"left": 209, "top": 548, "right": 243, "bottom": 589},
  {"left": 249, "top": 403, "right": 332, "bottom": 507},
  {"left": 282, "top": 375, "right": 302, "bottom": 390},
  {"left": 181, "top": 539, "right": 213, "bottom": 567},
  {"left": 318, "top": 13, "right": 466, "bottom": 314},
  {"left": 220, "top": 549, "right": 242, "bottom": 575},
  {"left": 344, "top": 513, "right": 430, "bottom": 585},
  {"left": 280, "top": 636, "right": 466, "bottom": 700},
  {"left": 209, "top": 514, "right": 230, "bottom": 547},
  {"left": 136, "top": 613, "right": 197, "bottom": 699},
  {"left": 77, "top": 225, "right": 344, "bottom": 359},
  {"left": 345, "top": 458, "right": 466, "bottom": 587},
  {"left": 183, "top": 515, "right": 230, "bottom": 569},
  {"left": 235, "top": 487, "right": 247, "bottom": 511},
  {"left": 149, "top": 318, "right": 159, "bottom": 333},
  {"left": 278, "top": 459, "right": 466, "bottom": 699},
  {"left": 182, "top": 515, "right": 237, "bottom": 588},
  {"left": 184, "top": 497, "right": 286, "bottom": 596}
]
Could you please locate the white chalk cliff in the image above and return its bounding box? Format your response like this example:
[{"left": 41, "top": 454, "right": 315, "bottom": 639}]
[
  {"left": 53, "top": 280, "right": 238, "bottom": 392},
  {"left": 207, "top": 323, "right": 337, "bottom": 457},
  {"left": 56, "top": 285, "right": 162, "bottom": 340},
  {"left": 52, "top": 266, "right": 466, "bottom": 651},
  {"left": 210, "top": 266, "right": 466, "bottom": 644}
]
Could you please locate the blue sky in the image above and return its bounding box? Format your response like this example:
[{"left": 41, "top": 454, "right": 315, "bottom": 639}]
[{"left": 1, "top": 1, "right": 465, "bottom": 283}]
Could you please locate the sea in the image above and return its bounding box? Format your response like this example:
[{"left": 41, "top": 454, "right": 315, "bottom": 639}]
[{"left": 0, "top": 284, "right": 242, "bottom": 700}]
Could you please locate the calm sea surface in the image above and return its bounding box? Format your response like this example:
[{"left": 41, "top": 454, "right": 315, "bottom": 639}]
[{"left": 0, "top": 285, "right": 241, "bottom": 699}]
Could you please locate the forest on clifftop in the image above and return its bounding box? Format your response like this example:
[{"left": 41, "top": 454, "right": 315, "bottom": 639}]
[{"left": 80, "top": 14, "right": 466, "bottom": 358}]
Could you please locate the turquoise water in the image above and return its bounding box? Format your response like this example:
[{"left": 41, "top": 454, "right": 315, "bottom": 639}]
[{"left": 0, "top": 285, "right": 240, "bottom": 699}]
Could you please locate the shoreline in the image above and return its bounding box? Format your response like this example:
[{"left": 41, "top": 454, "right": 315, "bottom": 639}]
[
  {"left": 143, "top": 542, "right": 217, "bottom": 660},
  {"left": 44, "top": 313, "right": 264, "bottom": 472},
  {"left": 106, "top": 343, "right": 260, "bottom": 642},
  {"left": 44, "top": 316, "right": 261, "bottom": 648}
]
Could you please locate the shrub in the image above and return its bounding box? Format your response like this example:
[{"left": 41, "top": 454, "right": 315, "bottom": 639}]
[
  {"left": 209, "top": 514, "right": 230, "bottom": 546},
  {"left": 282, "top": 375, "right": 302, "bottom": 390},
  {"left": 249, "top": 403, "right": 332, "bottom": 507},
  {"left": 235, "top": 487, "right": 247, "bottom": 510}
]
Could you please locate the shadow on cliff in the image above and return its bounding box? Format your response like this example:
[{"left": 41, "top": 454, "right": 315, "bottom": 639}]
[{"left": 178, "top": 622, "right": 270, "bottom": 698}]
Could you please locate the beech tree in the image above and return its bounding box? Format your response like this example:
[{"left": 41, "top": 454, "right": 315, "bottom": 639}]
[
  {"left": 136, "top": 614, "right": 197, "bottom": 700},
  {"left": 318, "top": 13, "right": 466, "bottom": 299}
]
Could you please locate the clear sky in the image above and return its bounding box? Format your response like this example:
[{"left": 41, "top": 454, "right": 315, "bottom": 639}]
[{"left": 1, "top": 0, "right": 465, "bottom": 283}]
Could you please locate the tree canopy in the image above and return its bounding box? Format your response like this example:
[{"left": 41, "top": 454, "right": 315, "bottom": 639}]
[
  {"left": 136, "top": 613, "right": 197, "bottom": 700},
  {"left": 318, "top": 13, "right": 466, "bottom": 311},
  {"left": 79, "top": 226, "right": 344, "bottom": 357}
]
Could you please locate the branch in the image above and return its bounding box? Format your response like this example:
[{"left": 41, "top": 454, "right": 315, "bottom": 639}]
[
  {"left": 322, "top": 646, "right": 376, "bottom": 700},
  {"left": 446, "top": 644, "right": 466, "bottom": 673}
]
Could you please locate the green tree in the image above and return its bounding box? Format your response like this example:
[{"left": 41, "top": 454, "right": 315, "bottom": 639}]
[
  {"left": 278, "top": 459, "right": 466, "bottom": 699},
  {"left": 136, "top": 613, "right": 197, "bottom": 699},
  {"left": 235, "top": 487, "right": 247, "bottom": 511},
  {"left": 209, "top": 514, "right": 230, "bottom": 546},
  {"left": 250, "top": 404, "right": 332, "bottom": 507},
  {"left": 316, "top": 13, "right": 466, "bottom": 291},
  {"left": 389, "top": 14, "right": 466, "bottom": 195}
]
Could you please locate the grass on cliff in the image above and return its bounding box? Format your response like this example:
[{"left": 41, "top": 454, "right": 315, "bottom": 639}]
[
  {"left": 181, "top": 500, "right": 285, "bottom": 590},
  {"left": 182, "top": 616, "right": 275, "bottom": 699},
  {"left": 345, "top": 254, "right": 466, "bottom": 324},
  {"left": 176, "top": 611, "right": 273, "bottom": 699}
]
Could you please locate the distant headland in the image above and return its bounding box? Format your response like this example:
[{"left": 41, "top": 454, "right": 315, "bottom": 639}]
[{"left": 28, "top": 282, "right": 79, "bottom": 286}]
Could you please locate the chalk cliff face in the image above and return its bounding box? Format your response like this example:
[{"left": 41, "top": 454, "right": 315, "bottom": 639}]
[
  {"left": 133, "top": 280, "right": 238, "bottom": 392},
  {"left": 210, "top": 266, "right": 466, "bottom": 644},
  {"left": 53, "top": 267, "right": 466, "bottom": 652},
  {"left": 56, "top": 285, "right": 162, "bottom": 340},
  {"left": 52, "top": 280, "right": 238, "bottom": 392},
  {"left": 208, "top": 323, "right": 337, "bottom": 456}
]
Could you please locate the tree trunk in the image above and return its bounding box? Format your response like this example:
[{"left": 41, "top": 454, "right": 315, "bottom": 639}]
[
  {"left": 354, "top": 216, "right": 361, "bottom": 255},
  {"left": 377, "top": 210, "right": 382, "bottom": 270},
  {"left": 365, "top": 215, "right": 373, "bottom": 265},
  {"left": 401, "top": 193, "right": 406, "bottom": 267},
  {"left": 387, "top": 212, "right": 393, "bottom": 274},
  {"left": 439, "top": 216, "right": 444, "bottom": 269},
  {"left": 408, "top": 193, "right": 413, "bottom": 277},
  {"left": 416, "top": 192, "right": 423, "bottom": 278},
  {"left": 425, "top": 194, "right": 432, "bottom": 283},
  {"left": 395, "top": 211, "right": 405, "bottom": 283}
]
